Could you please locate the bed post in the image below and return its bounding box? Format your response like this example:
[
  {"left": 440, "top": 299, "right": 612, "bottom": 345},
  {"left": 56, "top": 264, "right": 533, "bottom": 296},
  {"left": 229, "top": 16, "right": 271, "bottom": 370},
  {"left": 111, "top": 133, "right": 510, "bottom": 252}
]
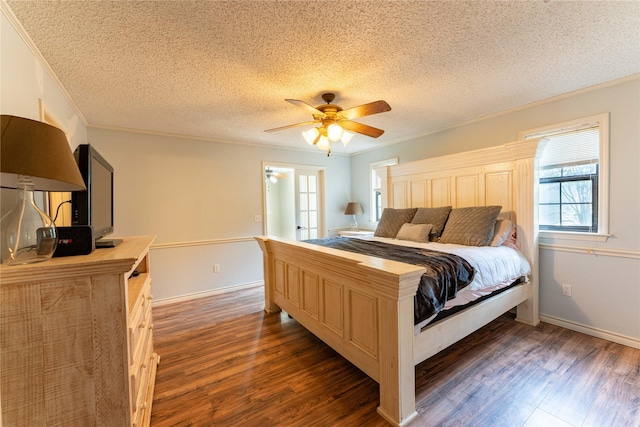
[
  {"left": 255, "top": 237, "right": 281, "bottom": 313},
  {"left": 362, "top": 266, "right": 423, "bottom": 427},
  {"left": 507, "top": 138, "right": 545, "bottom": 326}
]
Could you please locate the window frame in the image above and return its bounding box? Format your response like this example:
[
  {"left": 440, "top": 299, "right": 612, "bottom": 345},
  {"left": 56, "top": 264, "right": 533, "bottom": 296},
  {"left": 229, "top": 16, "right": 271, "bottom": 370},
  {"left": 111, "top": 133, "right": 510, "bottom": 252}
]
[
  {"left": 518, "top": 113, "right": 610, "bottom": 241},
  {"left": 369, "top": 157, "right": 398, "bottom": 223}
]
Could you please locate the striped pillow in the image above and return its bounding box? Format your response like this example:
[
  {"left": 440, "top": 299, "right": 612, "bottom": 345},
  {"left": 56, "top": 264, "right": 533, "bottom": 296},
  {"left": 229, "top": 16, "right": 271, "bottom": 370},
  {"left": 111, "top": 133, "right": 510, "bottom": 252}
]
[
  {"left": 439, "top": 206, "right": 502, "bottom": 246},
  {"left": 411, "top": 206, "right": 452, "bottom": 240}
]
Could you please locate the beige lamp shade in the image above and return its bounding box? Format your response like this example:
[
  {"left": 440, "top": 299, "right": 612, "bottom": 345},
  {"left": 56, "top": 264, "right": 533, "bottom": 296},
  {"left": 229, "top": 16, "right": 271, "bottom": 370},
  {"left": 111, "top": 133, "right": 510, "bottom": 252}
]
[
  {"left": 1, "top": 115, "right": 86, "bottom": 191},
  {"left": 344, "top": 202, "right": 363, "bottom": 215}
]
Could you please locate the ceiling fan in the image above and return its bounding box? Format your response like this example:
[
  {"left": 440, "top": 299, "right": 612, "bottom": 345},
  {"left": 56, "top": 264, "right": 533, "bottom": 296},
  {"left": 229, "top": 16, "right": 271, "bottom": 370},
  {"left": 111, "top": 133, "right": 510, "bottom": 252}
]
[
  {"left": 265, "top": 168, "right": 288, "bottom": 183},
  {"left": 265, "top": 93, "right": 391, "bottom": 155}
]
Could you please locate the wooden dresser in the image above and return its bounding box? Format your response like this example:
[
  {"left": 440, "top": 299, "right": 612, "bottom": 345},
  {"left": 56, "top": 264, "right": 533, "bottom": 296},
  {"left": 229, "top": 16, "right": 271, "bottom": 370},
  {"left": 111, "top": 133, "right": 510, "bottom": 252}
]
[{"left": 0, "top": 235, "right": 159, "bottom": 427}]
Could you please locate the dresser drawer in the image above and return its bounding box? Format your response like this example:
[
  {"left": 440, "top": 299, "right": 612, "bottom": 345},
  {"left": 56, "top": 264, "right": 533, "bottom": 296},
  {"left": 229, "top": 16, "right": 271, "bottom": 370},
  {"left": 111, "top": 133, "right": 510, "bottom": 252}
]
[
  {"left": 129, "top": 303, "right": 145, "bottom": 365},
  {"left": 129, "top": 280, "right": 153, "bottom": 366},
  {"left": 132, "top": 351, "right": 159, "bottom": 427},
  {"left": 132, "top": 332, "right": 154, "bottom": 426}
]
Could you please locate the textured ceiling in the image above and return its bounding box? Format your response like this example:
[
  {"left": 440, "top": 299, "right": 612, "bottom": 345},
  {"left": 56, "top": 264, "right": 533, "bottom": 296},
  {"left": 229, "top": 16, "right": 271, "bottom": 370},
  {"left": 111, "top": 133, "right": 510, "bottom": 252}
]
[{"left": 5, "top": 1, "right": 640, "bottom": 155}]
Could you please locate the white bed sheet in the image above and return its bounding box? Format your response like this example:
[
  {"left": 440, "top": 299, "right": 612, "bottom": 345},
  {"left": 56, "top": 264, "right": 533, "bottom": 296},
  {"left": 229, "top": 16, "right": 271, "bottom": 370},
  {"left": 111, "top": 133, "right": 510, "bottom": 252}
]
[{"left": 356, "top": 236, "right": 531, "bottom": 330}]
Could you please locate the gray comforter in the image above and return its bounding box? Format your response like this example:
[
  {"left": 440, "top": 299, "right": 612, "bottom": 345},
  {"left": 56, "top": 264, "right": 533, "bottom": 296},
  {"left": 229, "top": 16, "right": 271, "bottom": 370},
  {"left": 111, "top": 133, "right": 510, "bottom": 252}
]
[{"left": 304, "top": 237, "right": 475, "bottom": 325}]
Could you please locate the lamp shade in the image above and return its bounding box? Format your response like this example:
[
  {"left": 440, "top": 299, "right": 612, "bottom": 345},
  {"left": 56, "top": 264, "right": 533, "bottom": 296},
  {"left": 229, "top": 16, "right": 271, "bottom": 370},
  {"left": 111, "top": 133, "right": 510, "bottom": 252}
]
[
  {"left": 344, "top": 202, "right": 363, "bottom": 215},
  {"left": 1, "top": 115, "right": 86, "bottom": 191}
]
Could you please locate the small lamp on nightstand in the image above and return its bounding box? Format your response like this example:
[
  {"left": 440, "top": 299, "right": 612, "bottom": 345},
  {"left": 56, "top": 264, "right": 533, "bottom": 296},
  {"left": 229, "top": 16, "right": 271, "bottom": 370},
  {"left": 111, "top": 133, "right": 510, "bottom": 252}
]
[
  {"left": 344, "top": 202, "right": 363, "bottom": 231},
  {"left": 1, "top": 115, "right": 86, "bottom": 265}
]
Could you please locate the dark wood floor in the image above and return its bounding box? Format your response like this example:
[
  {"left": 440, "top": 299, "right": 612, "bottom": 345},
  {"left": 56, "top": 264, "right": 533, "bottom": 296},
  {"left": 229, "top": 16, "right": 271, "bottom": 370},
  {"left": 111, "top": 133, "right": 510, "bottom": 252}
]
[{"left": 150, "top": 287, "right": 640, "bottom": 427}]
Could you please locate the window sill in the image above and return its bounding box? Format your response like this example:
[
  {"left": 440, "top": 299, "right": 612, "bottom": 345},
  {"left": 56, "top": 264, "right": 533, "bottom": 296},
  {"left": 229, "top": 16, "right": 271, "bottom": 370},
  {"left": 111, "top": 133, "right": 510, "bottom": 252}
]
[{"left": 539, "top": 230, "right": 610, "bottom": 242}]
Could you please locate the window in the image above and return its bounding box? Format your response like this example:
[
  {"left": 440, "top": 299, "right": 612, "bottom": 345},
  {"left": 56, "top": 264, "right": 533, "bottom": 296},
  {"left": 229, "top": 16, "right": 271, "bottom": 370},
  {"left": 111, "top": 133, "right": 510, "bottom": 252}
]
[
  {"left": 540, "top": 162, "right": 598, "bottom": 232},
  {"left": 519, "top": 114, "right": 609, "bottom": 238},
  {"left": 369, "top": 158, "right": 398, "bottom": 222}
]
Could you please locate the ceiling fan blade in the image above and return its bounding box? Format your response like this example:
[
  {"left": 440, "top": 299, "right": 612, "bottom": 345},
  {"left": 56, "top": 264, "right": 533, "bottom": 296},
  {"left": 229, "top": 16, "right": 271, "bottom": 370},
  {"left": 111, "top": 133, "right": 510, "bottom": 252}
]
[
  {"left": 338, "top": 100, "right": 391, "bottom": 120},
  {"left": 264, "top": 121, "right": 318, "bottom": 133},
  {"left": 340, "top": 120, "right": 385, "bottom": 138},
  {"left": 285, "top": 99, "right": 327, "bottom": 118}
]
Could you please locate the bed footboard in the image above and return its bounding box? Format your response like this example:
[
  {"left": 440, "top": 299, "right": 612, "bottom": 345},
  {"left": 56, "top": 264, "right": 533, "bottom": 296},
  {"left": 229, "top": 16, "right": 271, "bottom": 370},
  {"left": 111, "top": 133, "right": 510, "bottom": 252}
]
[{"left": 256, "top": 236, "right": 424, "bottom": 426}]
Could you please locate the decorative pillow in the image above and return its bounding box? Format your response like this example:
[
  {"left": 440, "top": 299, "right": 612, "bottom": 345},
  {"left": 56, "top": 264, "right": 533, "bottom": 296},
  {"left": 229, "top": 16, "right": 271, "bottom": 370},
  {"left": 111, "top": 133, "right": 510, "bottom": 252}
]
[
  {"left": 374, "top": 208, "right": 418, "bottom": 238},
  {"left": 411, "top": 206, "right": 452, "bottom": 240},
  {"left": 489, "top": 219, "right": 514, "bottom": 247},
  {"left": 439, "top": 206, "right": 502, "bottom": 246},
  {"left": 395, "top": 223, "right": 433, "bottom": 243},
  {"left": 502, "top": 226, "right": 519, "bottom": 250}
]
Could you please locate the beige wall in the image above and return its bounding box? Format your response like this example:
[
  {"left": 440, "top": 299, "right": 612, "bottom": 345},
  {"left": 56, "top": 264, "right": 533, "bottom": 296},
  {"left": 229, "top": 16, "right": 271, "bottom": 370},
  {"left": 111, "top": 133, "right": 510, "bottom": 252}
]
[{"left": 87, "top": 127, "right": 352, "bottom": 300}]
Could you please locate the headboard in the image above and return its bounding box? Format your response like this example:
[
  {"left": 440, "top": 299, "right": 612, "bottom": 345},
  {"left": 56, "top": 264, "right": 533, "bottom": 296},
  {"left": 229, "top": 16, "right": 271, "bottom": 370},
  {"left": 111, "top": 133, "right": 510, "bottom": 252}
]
[{"left": 376, "top": 138, "right": 545, "bottom": 325}]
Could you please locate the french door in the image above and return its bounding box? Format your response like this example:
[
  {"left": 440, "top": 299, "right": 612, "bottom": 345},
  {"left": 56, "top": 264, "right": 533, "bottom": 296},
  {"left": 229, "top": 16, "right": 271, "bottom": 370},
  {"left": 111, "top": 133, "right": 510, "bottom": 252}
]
[{"left": 295, "top": 169, "right": 320, "bottom": 240}]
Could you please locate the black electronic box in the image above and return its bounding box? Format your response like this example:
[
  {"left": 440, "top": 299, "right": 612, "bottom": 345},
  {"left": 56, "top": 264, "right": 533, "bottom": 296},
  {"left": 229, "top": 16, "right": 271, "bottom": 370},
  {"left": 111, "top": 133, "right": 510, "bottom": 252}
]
[{"left": 52, "top": 225, "right": 95, "bottom": 257}]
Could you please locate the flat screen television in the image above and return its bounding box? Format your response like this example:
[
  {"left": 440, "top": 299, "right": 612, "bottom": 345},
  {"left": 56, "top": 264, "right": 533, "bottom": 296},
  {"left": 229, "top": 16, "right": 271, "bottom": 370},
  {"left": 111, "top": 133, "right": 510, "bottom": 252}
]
[{"left": 71, "top": 144, "right": 119, "bottom": 246}]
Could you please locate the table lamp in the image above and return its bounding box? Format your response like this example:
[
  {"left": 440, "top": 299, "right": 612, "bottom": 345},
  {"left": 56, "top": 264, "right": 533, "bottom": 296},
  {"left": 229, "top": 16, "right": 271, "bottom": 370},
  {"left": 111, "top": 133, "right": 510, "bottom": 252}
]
[
  {"left": 344, "top": 202, "right": 363, "bottom": 231},
  {"left": 1, "top": 115, "right": 86, "bottom": 265}
]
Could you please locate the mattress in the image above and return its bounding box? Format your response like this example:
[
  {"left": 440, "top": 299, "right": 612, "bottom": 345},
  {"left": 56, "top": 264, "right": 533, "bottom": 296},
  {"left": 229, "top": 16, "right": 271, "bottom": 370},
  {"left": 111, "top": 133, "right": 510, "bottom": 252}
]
[{"left": 357, "top": 236, "right": 532, "bottom": 330}]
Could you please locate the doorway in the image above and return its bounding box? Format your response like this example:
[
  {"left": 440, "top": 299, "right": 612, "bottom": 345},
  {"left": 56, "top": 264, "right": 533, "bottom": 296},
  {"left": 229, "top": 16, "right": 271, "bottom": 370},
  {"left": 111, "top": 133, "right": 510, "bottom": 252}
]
[{"left": 263, "top": 162, "right": 326, "bottom": 240}]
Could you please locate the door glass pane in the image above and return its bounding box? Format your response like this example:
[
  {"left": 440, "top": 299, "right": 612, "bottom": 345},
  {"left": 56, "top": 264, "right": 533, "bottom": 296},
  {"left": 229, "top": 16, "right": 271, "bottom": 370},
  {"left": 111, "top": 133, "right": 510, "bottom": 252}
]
[
  {"left": 299, "top": 193, "right": 308, "bottom": 211},
  {"left": 309, "top": 229, "right": 317, "bottom": 239},
  {"left": 299, "top": 175, "right": 307, "bottom": 192},
  {"left": 300, "top": 229, "right": 309, "bottom": 240},
  {"left": 308, "top": 175, "right": 317, "bottom": 193},
  {"left": 300, "top": 214, "right": 308, "bottom": 228},
  {"left": 309, "top": 196, "right": 317, "bottom": 211},
  {"left": 309, "top": 211, "right": 317, "bottom": 228}
]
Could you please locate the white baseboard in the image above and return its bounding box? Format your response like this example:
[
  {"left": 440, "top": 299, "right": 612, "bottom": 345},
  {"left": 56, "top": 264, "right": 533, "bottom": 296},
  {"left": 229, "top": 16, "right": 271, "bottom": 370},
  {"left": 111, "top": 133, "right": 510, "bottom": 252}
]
[
  {"left": 540, "top": 314, "right": 640, "bottom": 350},
  {"left": 152, "top": 281, "right": 263, "bottom": 307}
]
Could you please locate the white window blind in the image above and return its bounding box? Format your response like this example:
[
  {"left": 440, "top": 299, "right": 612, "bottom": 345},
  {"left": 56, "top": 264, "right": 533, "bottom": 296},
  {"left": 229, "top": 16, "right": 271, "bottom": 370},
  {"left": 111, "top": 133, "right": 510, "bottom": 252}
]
[{"left": 539, "top": 127, "right": 599, "bottom": 168}]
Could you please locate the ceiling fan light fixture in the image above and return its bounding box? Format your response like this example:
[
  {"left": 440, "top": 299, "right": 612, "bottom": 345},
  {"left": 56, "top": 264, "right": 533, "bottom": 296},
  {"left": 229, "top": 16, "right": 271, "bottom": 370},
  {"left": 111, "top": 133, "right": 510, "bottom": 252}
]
[
  {"left": 302, "top": 127, "right": 320, "bottom": 145},
  {"left": 316, "top": 136, "right": 331, "bottom": 152},
  {"left": 327, "top": 122, "right": 343, "bottom": 142},
  {"left": 340, "top": 130, "right": 354, "bottom": 146}
]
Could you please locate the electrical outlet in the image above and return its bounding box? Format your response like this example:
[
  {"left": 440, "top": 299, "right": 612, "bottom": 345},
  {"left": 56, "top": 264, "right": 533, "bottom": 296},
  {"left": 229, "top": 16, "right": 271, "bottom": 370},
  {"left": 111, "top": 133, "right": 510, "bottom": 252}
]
[
  {"left": 254, "top": 214, "right": 262, "bottom": 222},
  {"left": 214, "top": 264, "right": 220, "bottom": 273},
  {"left": 562, "top": 283, "right": 572, "bottom": 296}
]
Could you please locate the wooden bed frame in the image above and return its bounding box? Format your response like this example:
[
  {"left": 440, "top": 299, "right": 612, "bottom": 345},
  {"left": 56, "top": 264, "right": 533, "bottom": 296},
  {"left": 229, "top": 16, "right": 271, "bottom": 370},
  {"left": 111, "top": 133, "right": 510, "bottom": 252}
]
[{"left": 255, "top": 138, "right": 543, "bottom": 426}]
